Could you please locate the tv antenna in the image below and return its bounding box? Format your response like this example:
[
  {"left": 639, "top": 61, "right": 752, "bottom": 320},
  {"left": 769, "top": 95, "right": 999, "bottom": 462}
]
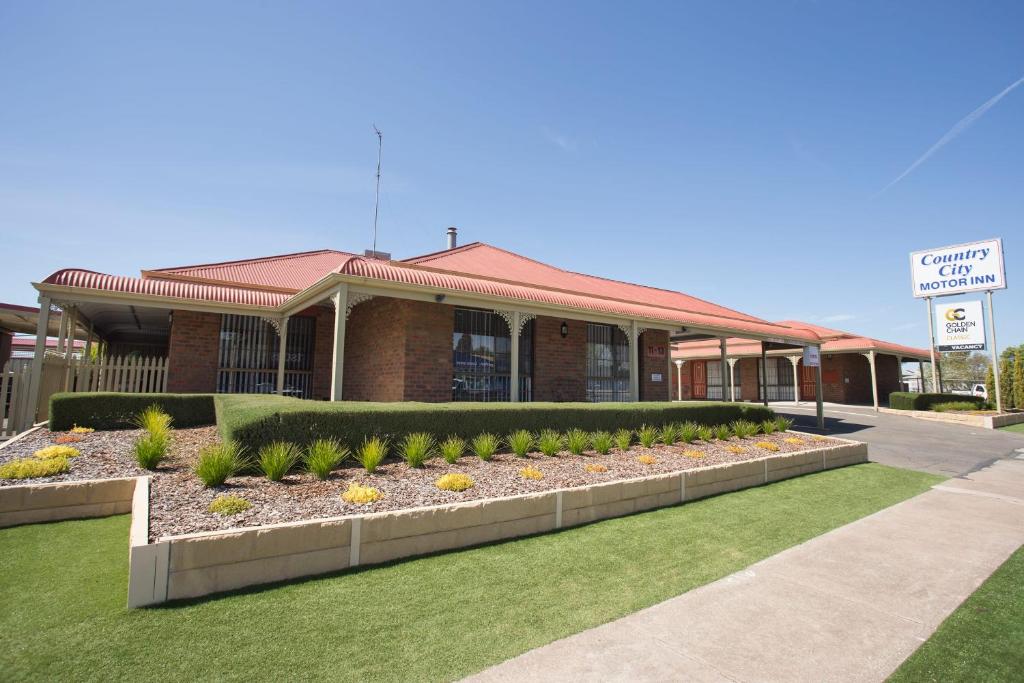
[{"left": 372, "top": 125, "right": 383, "bottom": 253}]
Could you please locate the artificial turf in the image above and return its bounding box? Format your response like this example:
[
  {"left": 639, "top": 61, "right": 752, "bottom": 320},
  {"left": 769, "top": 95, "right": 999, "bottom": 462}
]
[
  {"left": 0, "top": 462, "right": 942, "bottom": 682},
  {"left": 999, "top": 422, "right": 1024, "bottom": 434},
  {"left": 888, "top": 544, "right": 1024, "bottom": 682}
]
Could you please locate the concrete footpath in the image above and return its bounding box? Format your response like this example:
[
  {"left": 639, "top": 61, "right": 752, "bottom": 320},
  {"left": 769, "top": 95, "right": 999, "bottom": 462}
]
[{"left": 467, "top": 455, "right": 1024, "bottom": 682}]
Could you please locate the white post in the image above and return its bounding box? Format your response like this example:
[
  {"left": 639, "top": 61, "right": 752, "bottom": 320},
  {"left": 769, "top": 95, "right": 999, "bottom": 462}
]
[
  {"left": 330, "top": 284, "right": 348, "bottom": 401},
  {"left": 276, "top": 316, "right": 289, "bottom": 394},
  {"left": 629, "top": 321, "right": 640, "bottom": 402},
  {"left": 727, "top": 358, "right": 737, "bottom": 402},
  {"left": 987, "top": 290, "right": 1002, "bottom": 413},
  {"left": 815, "top": 345, "right": 824, "bottom": 430},
  {"left": 510, "top": 311, "right": 521, "bottom": 402},
  {"left": 718, "top": 338, "right": 728, "bottom": 403},
  {"left": 27, "top": 296, "right": 51, "bottom": 424},
  {"left": 789, "top": 355, "right": 800, "bottom": 405},
  {"left": 925, "top": 297, "right": 939, "bottom": 393},
  {"left": 674, "top": 359, "right": 684, "bottom": 401},
  {"left": 54, "top": 307, "right": 67, "bottom": 355},
  {"left": 865, "top": 350, "right": 879, "bottom": 411},
  {"left": 84, "top": 322, "right": 94, "bottom": 360},
  {"left": 918, "top": 360, "right": 925, "bottom": 393},
  {"left": 62, "top": 305, "right": 77, "bottom": 390}
]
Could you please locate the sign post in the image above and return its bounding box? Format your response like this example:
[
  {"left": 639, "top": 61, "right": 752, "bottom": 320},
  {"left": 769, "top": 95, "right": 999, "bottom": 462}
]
[
  {"left": 987, "top": 290, "right": 1002, "bottom": 413},
  {"left": 925, "top": 297, "right": 939, "bottom": 392}
]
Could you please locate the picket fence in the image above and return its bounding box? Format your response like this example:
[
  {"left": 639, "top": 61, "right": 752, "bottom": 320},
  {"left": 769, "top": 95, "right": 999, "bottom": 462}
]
[{"left": 1, "top": 360, "right": 34, "bottom": 438}]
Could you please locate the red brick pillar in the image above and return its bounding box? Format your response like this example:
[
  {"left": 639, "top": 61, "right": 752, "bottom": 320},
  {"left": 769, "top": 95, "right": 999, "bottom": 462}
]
[
  {"left": 639, "top": 330, "right": 671, "bottom": 401},
  {"left": 534, "top": 316, "right": 587, "bottom": 402},
  {"left": 166, "top": 310, "right": 222, "bottom": 393}
]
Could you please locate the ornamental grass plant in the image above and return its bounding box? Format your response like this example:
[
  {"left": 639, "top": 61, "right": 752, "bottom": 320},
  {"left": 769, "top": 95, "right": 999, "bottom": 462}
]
[
  {"left": 537, "top": 429, "right": 563, "bottom": 457},
  {"left": 613, "top": 428, "right": 632, "bottom": 451},
  {"left": 637, "top": 425, "right": 658, "bottom": 448},
  {"left": 471, "top": 433, "right": 499, "bottom": 461},
  {"left": 356, "top": 437, "right": 389, "bottom": 473},
  {"left": 133, "top": 432, "right": 168, "bottom": 470},
  {"left": 304, "top": 438, "right": 348, "bottom": 480},
  {"left": 712, "top": 424, "right": 733, "bottom": 441},
  {"left": 398, "top": 432, "right": 435, "bottom": 468},
  {"left": 565, "top": 428, "right": 589, "bottom": 455},
  {"left": 506, "top": 430, "right": 534, "bottom": 458},
  {"left": 678, "top": 421, "right": 699, "bottom": 444},
  {"left": 730, "top": 420, "right": 759, "bottom": 439},
  {"left": 438, "top": 436, "right": 465, "bottom": 464},
  {"left": 194, "top": 441, "right": 246, "bottom": 488},
  {"left": 658, "top": 423, "right": 678, "bottom": 445},
  {"left": 696, "top": 425, "right": 713, "bottom": 442},
  {"left": 591, "top": 431, "right": 613, "bottom": 455},
  {"left": 258, "top": 442, "right": 300, "bottom": 482}
]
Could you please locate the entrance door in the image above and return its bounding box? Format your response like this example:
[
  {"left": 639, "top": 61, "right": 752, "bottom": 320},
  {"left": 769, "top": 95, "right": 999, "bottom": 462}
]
[
  {"left": 800, "top": 363, "right": 817, "bottom": 401},
  {"left": 692, "top": 360, "right": 707, "bottom": 399}
]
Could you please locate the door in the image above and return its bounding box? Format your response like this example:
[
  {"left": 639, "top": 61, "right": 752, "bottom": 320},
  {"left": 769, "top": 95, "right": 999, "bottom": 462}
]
[
  {"left": 692, "top": 360, "right": 707, "bottom": 399},
  {"left": 800, "top": 363, "right": 817, "bottom": 401}
]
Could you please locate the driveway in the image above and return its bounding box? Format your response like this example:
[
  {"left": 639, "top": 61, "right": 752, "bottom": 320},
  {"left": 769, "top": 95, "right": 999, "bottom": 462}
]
[{"left": 770, "top": 402, "right": 1024, "bottom": 476}]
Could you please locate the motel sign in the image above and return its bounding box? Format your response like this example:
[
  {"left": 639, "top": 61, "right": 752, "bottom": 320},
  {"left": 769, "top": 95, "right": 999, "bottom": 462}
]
[{"left": 909, "top": 238, "right": 1006, "bottom": 298}]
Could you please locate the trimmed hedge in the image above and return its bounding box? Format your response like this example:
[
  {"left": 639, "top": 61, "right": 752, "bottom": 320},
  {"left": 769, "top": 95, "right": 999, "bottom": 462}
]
[
  {"left": 215, "top": 395, "right": 776, "bottom": 453},
  {"left": 888, "top": 392, "right": 987, "bottom": 411},
  {"left": 49, "top": 393, "right": 217, "bottom": 431}
]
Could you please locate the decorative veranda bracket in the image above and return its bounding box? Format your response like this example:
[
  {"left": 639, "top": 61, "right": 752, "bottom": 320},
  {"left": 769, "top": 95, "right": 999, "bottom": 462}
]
[
  {"left": 617, "top": 324, "right": 647, "bottom": 345},
  {"left": 493, "top": 310, "right": 536, "bottom": 335},
  {"left": 346, "top": 293, "right": 374, "bottom": 319}
]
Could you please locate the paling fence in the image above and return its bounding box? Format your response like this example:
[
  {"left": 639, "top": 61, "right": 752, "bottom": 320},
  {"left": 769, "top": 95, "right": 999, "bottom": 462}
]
[{"left": 1, "top": 360, "right": 33, "bottom": 438}]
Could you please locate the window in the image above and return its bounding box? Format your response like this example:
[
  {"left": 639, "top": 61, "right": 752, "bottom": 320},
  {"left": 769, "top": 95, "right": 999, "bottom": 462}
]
[
  {"left": 586, "top": 323, "right": 630, "bottom": 402},
  {"left": 452, "top": 308, "right": 533, "bottom": 402},
  {"left": 758, "top": 357, "right": 795, "bottom": 401},
  {"left": 217, "top": 315, "right": 314, "bottom": 398},
  {"left": 706, "top": 360, "right": 741, "bottom": 400}
]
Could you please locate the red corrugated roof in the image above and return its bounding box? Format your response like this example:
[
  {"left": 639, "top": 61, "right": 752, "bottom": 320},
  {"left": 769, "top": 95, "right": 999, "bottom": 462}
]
[
  {"left": 148, "top": 249, "right": 356, "bottom": 292},
  {"left": 43, "top": 269, "right": 289, "bottom": 308},
  {"left": 404, "top": 243, "right": 767, "bottom": 323}
]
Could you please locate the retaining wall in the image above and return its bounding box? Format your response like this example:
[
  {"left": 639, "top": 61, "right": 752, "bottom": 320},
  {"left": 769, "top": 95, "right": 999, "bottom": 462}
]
[
  {"left": 129, "top": 435, "right": 868, "bottom": 607},
  {"left": 0, "top": 476, "right": 136, "bottom": 528},
  {"left": 878, "top": 407, "right": 1024, "bottom": 429}
]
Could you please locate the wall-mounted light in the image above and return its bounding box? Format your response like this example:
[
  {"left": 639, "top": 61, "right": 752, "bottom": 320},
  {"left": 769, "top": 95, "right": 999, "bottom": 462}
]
[
  {"left": 434, "top": 294, "right": 446, "bottom": 303},
  {"left": 560, "top": 321, "right": 569, "bottom": 338}
]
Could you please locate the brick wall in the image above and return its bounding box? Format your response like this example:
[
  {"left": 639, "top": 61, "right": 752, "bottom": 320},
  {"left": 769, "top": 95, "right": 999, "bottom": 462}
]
[
  {"left": 310, "top": 306, "right": 335, "bottom": 400},
  {"left": 533, "top": 316, "right": 587, "bottom": 402},
  {"left": 167, "top": 310, "right": 221, "bottom": 393},
  {"left": 402, "top": 299, "right": 454, "bottom": 402},
  {"left": 738, "top": 357, "right": 760, "bottom": 401},
  {"left": 639, "top": 330, "right": 670, "bottom": 401},
  {"left": 875, "top": 354, "right": 902, "bottom": 404}
]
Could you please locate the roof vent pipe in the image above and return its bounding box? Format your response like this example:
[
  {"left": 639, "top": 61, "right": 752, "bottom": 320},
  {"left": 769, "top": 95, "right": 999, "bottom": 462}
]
[{"left": 446, "top": 226, "right": 458, "bottom": 250}]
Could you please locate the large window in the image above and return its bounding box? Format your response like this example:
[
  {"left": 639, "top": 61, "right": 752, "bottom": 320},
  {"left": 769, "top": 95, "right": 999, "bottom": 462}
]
[
  {"left": 452, "top": 308, "right": 533, "bottom": 402},
  {"left": 586, "top": 323, "right": 630, "bottom": 402},
  {"left": 217, "top": 315, "right": 314, "bottom": 398},
  {"left": 707, "top": 360, "right": 741, "bottom": 400},
  {"left": 758, "top": 357, "right": 795, "bottom": 401}
]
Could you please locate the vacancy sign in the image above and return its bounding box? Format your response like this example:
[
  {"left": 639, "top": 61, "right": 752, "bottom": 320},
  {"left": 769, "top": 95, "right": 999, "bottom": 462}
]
[
  {"left": 935, "top": 300, "right": 986, "bottom": 351},
  {"left": 909, "top": 238, "right": 1006, "bottom": 298},
  {"left": 803, "top": 346, "right": 820, "bottom": 368}
]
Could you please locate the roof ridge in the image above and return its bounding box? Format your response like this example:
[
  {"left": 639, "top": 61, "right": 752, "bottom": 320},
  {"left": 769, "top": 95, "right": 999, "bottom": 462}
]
[
  {"left": 405, "top": 241, "right": 769, "bottom": 324},
  {"left": 148, "top": 248, "right": 353, "bottom": 275}
]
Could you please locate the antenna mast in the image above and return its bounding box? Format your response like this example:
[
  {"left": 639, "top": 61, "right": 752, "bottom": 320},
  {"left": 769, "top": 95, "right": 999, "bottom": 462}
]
[{"left": 372, "top": 125, "right": 383, "bottom": 253}]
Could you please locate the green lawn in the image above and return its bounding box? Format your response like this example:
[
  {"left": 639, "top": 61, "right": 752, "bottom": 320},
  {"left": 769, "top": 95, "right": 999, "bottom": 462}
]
[
  {"left": 0, "top": 463, "right": 941, "bottom": 682},
  {"left": 889, "top": 544, "right": 1024, "bottom": 682},
  {"left": 999, "top": 422, "right": 1024, "bottom": 434}
]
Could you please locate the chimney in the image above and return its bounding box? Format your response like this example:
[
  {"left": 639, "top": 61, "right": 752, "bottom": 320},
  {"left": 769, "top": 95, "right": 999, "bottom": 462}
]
[{"left": 446, "top": 226, "right": 458, "bottom": 250}]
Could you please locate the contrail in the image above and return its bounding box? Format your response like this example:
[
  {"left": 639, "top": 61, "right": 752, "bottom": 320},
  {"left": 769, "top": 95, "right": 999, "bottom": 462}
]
[{"left": 878, "top": 73, "right": 1024, "bottom": 195}]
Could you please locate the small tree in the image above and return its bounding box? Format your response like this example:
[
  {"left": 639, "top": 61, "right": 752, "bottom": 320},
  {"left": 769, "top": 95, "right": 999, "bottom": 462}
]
[
  {"left": 999, "top": 351, "right": 1016, "bottom": 410},
  {"left": 985, "top": 365, "right": 996, "bottom": 405},
  {"left": 1015, "top": 348, "right": 1024, "bottom": 410}
]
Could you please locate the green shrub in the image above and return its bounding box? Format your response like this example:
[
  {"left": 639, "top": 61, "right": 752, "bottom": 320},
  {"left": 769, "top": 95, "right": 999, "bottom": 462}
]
[
  {"left": 438, "top": 436, "right": 465, "bottom": 464},
  {"left": 613, "top": 428, "right": 632, "bottom": 451},
  {"left": 637, "top": 425, "right": 658, "bottom": 448},
  {"left": 773, "top": 417, "right": 794, "bottom": 432},
  {"left": 678, "top": 421, "right": 699, "bottom": 444},
  {"left": 50, "top": 392, "right": 215, "bottom": 431},
  {"left": 933, "top": 401, "right": 988, "bottom": 412},
  {"left": 435, "top": 473, "right": 474, "bottom": 491},
  {"left": 591, "top": 431, "right": 613, "bottom": 455},
  {"left": 696, "top": 425, "right": 713, "bottom": 442},
  {"left": 565, "top": 428, "right": 589, "bottom": 455},
  {"left": 356, "top": 437, "right": 389, "bottom": 473},
  {"left": 471, "top": 433, "right": 499, "bottom": 461},
  {"left": 208, "top": 495, "right": 251, "bottom": 516},
  {"left": 760, "top": 419, "right": 778, "bottom": 435},
  {"left": 304, "top": 438, "right": 348, "bottom": 480},
  {"left": 730, "top": 420, "right": 759, "bottom": 439},
  {"left": 213, "top": 396, "right": 775, "bottom": 453},
  {"left": 538, "top": 429, "right": 563, "bottom": 456},
  {"left": 888, "top": 392, "right": 986, "bottom": 411},
  {"left": 133, "top": 432, "right": 168, "bottom": 470},
  {"left": 506, "top": 430, "right": 534, "bottom": 457},
  {"left": 194, "top": 441, "right": 246, "bottom": 488},
  {"left": 658, "top": 423, "right": 678, "bottom": 445},
  {"left": 0, "top": 456, "right": 70, "bottom": 479},
  {"left": 713, "top": 424, "right": 732, "bottom": 441},
  {"left": 398, "top": 432, "right": 435, "bottom": 468}
]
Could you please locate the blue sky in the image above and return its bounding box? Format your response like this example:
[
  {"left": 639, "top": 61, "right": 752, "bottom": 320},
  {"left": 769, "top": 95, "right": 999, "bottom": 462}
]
[{"left": 1, "top": 1, "right": 1021, "bottom": 351}]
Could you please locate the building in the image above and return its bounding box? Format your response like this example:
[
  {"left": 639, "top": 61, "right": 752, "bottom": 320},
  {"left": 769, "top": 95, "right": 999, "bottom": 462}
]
[
  {"left": 26, "top": 230, "right": 834, "bottom": 412},
  {"left": 671, "top": 321, "right": 932, "bottom": 409},
  {"left": 0, "top": 302, "right": 86, "bottom": 369}
]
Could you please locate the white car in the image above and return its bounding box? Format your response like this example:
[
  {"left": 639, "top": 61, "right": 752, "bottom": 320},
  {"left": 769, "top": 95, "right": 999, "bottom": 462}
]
[{"left": 972, "top": 383, "right": 988, "bottom": 400}]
